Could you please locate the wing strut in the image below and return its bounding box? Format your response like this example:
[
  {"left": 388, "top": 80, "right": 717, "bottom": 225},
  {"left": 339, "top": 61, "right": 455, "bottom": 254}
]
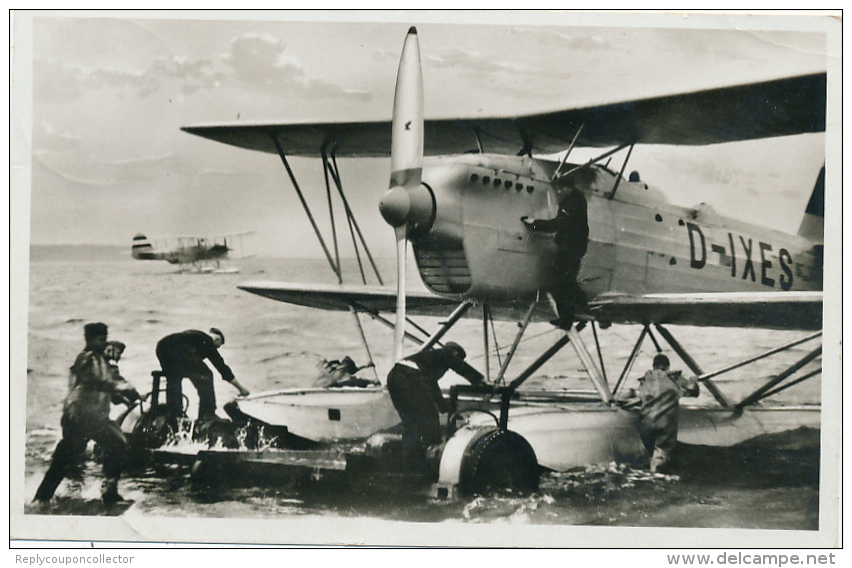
[
  {"left": 551, "top": 122, "right": 585, "bottom": 182},
  {"left": 271, "top": 135, "right": 341, "bottom": 281},
  {"left": 558, "top": 142, "right": 630, "bottom": 180},
  {"left": 320, "top": 146, "right": 342, "bottom": 283},
  {"left": 323, "top": 150, "right": 385, "bottom": 286},
  {"left": 607, "top": 142, "right": 635, "bottom": 200}
]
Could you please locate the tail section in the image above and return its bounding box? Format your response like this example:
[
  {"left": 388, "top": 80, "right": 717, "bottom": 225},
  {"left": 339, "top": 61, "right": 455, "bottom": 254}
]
[
  {"left": 797, "top": 165, "right": 824, "bottom": 242},
  {"left": 132, "top": 233, "right": 157, "bottom": 260}
]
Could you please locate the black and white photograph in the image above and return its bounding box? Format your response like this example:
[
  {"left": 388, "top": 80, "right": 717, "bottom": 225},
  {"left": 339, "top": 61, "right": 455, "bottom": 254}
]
[{"left": 10, "top": 10, "right": 841, "bottom": 549}]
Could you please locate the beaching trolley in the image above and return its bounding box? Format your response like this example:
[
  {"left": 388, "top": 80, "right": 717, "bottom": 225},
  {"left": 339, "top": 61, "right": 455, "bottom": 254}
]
[{"left": 116, "top": 370, "right": 191, "bottom": 449}]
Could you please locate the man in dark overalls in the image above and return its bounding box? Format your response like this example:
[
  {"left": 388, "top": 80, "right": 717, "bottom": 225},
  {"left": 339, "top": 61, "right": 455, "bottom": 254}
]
[
  {"left": 386, "top": 342, "right": 482, "bottom": 460},
  {"left": 522, "top": 187, "right": 589, "bottom": 329},
  {"left": 155, "top": 328, "right": 250, "bottom": 423}
]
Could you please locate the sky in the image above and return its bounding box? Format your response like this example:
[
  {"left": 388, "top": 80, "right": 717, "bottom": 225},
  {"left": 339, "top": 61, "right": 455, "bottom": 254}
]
[{"left": 11, "top": 11, "right": 836, "bottom": 259}]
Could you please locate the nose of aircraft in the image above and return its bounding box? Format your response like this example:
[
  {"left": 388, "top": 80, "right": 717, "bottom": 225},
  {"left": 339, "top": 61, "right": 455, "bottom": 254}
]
[
  {"left": 379, "top": 186, "right": 410, "bottom": 228},
  {"left": 379, "top": 183, "right": 435, "bottom": 234}
]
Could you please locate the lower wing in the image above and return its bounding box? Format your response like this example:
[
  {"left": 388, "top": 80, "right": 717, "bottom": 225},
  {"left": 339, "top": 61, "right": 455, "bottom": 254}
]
[
  {"left": 587, "top": 291, "right": 823, "bottom": 331},
  {"left": 237, "top": 281, "right": 458, "bottom": 316},
  {"left": 238, "top": 282, "right": 822, "bottom": 332}
]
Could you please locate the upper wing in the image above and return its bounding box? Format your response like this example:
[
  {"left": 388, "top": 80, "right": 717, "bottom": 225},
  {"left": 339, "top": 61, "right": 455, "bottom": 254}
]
[
  {"left": 587, "top": 291, "right": 823, "bottom": 331},
  {"left": 183, "top": 73, "right": 825, "bottom": 157}
]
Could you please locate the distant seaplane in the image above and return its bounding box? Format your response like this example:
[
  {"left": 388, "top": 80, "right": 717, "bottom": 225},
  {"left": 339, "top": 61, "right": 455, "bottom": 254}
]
[
  {"left": 127, "top": 27, "right": 826, "bottom": 497},
  {"left": 131, "top": 232, "right": 252, "bottom": 273}
]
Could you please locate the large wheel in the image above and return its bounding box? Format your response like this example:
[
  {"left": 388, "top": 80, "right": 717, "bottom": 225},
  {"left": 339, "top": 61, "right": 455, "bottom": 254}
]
[{"left": 459, "top": 429, "right": 539, "bottom": 497}]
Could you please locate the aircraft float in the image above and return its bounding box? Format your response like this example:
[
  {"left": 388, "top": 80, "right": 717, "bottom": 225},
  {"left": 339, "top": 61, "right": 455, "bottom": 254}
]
[{"left": 122, "top": 28, "right": 825, "bottom": 498}]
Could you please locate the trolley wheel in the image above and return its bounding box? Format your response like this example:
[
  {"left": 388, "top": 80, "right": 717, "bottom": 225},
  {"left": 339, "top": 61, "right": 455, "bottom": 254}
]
[
  {"left": 130, "top": 407, "right": 176, "bottom": 449},
  {"left": 190, "top": 458, "right": 228, "bottom": 491},
  {"left": 459, "top": 429, "right": 539, "bottom": 497}
]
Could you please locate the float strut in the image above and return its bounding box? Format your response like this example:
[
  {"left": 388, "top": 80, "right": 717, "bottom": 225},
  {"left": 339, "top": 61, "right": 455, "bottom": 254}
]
[
  {"left": 761, "top": 369, "right": 821, "bottom": 399},
  {"left": 416, "top": 300, "right": 474, "bottom": 354},
  {"left": 349, "top": 306, "right": 379, "bottom": 382},
  {"left": 483, "top": 303, "right": 491, "bottom": 383},
  {"left": 612, "top": 325, "right": 648, "bottom": 396},
  {"left": 500, "top": 334, "right": 572, "bottom": 430},
  {"left": 351, "top": 304, "right": 426, "bottom": 345},
  {"left": 736, "top": 346, "right": 822, "bottom": 409},
  {"left": 567, "top": 326, "right": 612, "bottom": 403},
  {"left": 494, "top": 300, "right": 538, "bottom": 385},
  {"left": 696, "top": 331, "right": 822, "bottom": 382}
]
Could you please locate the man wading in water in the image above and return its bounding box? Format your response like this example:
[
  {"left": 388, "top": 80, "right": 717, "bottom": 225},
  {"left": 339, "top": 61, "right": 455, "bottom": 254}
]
[{"left": 631, "top": 354, "right": 699, "bottom": 472}]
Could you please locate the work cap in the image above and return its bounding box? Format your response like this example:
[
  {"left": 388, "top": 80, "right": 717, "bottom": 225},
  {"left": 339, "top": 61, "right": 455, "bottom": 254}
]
[
  {"left": 209, "top": 327, "right": 225, "bottom": 344},
  {"left": 444, "top": 341, "right": 466, "bottom": 360},
  {"left": 653, "top": 354, "right": 670, "bottom": 369},
  {"left": 84, "top": 322, "right": 108, "bottom": 340},
  {"left": 341, "top": 356, "right": 357, "bottom": 375}
]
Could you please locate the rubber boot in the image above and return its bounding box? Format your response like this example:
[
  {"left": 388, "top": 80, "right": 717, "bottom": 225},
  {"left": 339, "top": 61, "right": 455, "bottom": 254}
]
[{"left": 101, "top": 478, "right": 124, "bottom": 504}]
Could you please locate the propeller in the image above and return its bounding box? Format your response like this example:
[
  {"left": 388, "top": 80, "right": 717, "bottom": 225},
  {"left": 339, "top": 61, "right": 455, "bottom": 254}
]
[{"left": 379, "top": 27, "right": 432, "bottom": 362}]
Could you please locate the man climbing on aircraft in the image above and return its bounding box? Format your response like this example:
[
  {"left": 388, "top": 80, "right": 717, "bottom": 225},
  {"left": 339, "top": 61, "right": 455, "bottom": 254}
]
[
  {"left": 386, "top": 342, "right": 483, "bottom": 463},
  {"left": 314, "top": 356, "right": 379, "bottom": 388},
  {"left": 631, "top": 354, "right": 700, "bottom": 473},
  {"left": 34, "top": 323, "right": 140, "bottom": 504},
  {"left": 155, "top": 328, "right": 250, "bottom": 424},
  {"left": 521, "top": 186, "right": 589, "bottom": 329}
]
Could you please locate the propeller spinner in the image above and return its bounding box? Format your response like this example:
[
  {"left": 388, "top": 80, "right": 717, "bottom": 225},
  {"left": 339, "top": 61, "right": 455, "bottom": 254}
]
[{"left": 379, "top": 27, "right": 433, "bottom": 362}]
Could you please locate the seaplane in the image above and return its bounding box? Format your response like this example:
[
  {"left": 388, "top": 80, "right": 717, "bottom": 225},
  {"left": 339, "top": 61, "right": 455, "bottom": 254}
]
[
  {"left": 128, "top": 27, "right": 826, "bottom": 498},
  {"left": 131, "top": 231, "right": 252, "bottom": 273}
]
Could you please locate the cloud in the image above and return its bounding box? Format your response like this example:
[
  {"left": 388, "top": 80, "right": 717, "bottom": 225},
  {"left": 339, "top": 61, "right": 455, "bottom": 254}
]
[
  {"left": 221, "top": 33, "right": 370, "bottom": 101},
  {"left": 33, "top": 54, "right": 228, "bottom": 103},
  {"left": 515, "top": 27, "right": 616, "bottom": 53},
  {"left": 426, "top": 47, "right": 529, "bottom": 76},
  {"left": 147, "top": 55, "right": 228, "bottom": 95}
]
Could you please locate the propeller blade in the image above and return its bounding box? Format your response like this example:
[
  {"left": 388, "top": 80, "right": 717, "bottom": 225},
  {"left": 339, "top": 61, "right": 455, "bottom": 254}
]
[
  {"left": 386, "top": 27, "right": 423, "bottom": 363},
  {"left": 392, "top": 225, "right": 408, "bottom": 362},
  {"left": 390, "top": 26, "right": 423, "bottom": 191}
]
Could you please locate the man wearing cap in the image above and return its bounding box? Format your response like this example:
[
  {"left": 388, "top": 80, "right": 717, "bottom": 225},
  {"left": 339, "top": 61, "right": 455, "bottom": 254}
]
[
  {"left": 521, "top": 186, "right": 589, "bottom": 330},
  {"left": 314, "top": 356, "right": 378, "bottom": 388},
  {"left": 34, "top": 322, "right": 139, "bottom": 504},
  {"left": 386, "top": 342, "right": 482, "bottom": 459},
  {"left": 155, "top": 328, "right": 250, "bottom": 422},
  {"left": 634, "top": 353, "right": 699, "bottom": 473}
]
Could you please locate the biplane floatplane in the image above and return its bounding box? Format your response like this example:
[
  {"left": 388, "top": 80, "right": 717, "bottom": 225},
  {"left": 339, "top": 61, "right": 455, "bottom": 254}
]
[
  {"left": 131, "top": 232, "right": 252, "bottom": 273},
  {"left": 136, "top": 28, "right": 825, "bottom": 497}
]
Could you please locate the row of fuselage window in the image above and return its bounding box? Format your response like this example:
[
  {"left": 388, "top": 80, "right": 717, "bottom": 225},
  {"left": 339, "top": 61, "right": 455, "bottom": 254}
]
[{"left": 470, "top": 172, "right": 536, "bottom": 193}]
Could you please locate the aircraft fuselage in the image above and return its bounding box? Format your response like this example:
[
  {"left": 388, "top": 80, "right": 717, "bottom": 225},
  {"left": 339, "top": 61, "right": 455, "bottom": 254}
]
[{"left": 413, "top": 153, "right": 822, "bottom": 307}]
